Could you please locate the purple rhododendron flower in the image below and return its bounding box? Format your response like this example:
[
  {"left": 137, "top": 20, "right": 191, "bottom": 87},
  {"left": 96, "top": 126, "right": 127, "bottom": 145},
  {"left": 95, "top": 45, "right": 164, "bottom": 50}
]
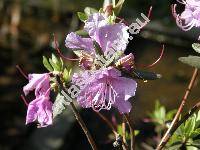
[
  {"left": 23, "top": 73, "right": 53, "bottom": 127},
  {"left": 173, "top": 0, "right": 200, "bottom": 31},
  {"left": 72, "top": 67, "right": 137, "bottom": 113},
  {"left": 23, "top": 73, "right": 50, "bottom": 97},
  {"left": 26, "top": 93, "right": 53, "bottom": 128},
  {"left": 65, "top": 32, "right": 95, "bottom": 53},
  {"left": 65, "top": 13, "right": 129, "bottom": 53}
]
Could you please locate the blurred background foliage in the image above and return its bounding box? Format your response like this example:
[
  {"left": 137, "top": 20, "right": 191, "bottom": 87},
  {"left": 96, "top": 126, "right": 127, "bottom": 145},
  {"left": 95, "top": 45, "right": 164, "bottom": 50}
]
[{"left": 0, "top": 0, "right": 200, "bottom": 150}]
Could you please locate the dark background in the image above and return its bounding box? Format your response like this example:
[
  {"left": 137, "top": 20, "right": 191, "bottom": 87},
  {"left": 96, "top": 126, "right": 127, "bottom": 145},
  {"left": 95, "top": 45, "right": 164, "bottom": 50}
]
[{"left": 0, "top": 0, "right": 200, "bottom": 150}]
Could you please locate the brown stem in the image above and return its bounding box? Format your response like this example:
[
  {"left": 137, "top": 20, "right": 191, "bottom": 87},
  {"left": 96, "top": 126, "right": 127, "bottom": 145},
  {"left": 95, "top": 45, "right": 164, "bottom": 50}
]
[
  {"left": 70, "top": 102, "right": 98, "bottom": 150},
  {"left": 122, "top": 117, "right": 127, "bottom": 144},
  {"left": 95, "top": 112, "right": 129, "bottom": 150},
  {"left": 56, "top": 76, "right": 98, "bottom": 150},
  {"left": 156, "top": 68, "right": 198, "bottom": 150},
  {"left": 124, "top": 114, "right": 135, "bottom": 150},
  {"left": 172, "top": 101, "right": 200, "bottom": 136}
]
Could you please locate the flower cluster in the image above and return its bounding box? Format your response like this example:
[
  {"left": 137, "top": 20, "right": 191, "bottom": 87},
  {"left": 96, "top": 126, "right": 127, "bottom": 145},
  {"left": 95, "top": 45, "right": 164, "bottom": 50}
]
[
  {"left": 65, "top": 12, "right": 137, "bottom": 114},
  {"left": 21, "top": 11, "right": 137, "bottom": 127}
]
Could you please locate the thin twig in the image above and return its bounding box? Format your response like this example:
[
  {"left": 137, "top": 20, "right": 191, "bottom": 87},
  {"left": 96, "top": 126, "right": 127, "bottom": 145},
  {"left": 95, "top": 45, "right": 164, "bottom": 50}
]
[
  {"left": 124, "top": 114, "right": 135, "bottom": 150},
  {"left": 157, "top": 101, "right": 200, "bottom": 149},
  {"left": 172, "top": 101, "right": 200, "bottom": 136},
  {"left": 156, "top": 68, "right": 198, "bottom": 150},
  {"left": 56, "top": 76, "right": 98, "bottom": 150},
  {"left": 95, "top": 112, "right": 117, "bottom": 135},
  {"left": 95, "top": 112, "right": 129, "bottom": 150},
  {"left": 122, "top": 116, "right": 127, "bottom": 144},
  {"left": 70, "top": 102, "right": 98, "bottom": 150},
  {"left": 16, "top": 65, "right": 28, "bottom": 79}
]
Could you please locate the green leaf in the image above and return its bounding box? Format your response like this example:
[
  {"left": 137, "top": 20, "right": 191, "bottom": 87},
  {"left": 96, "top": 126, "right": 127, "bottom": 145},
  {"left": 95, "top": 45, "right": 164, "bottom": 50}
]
[
  {"left": 114, "top": 0, "right": 125, "bottom": 15},
  {"left": 49, "top": 58, "right": 60, "bottom": 72},
  {"left": 84, "top": 7, "right": 98, "bottom": 16},
  {"left": 43, "top": 56, "right": 53, "bottom": 71},
  {"left": 135, "top": 130, "right": 140, "bottom": 136},
  {"left": 192, "top": 43, "right": 200, "bottom": 53},
  {"left": 52, "top": 54, "right": 59, "bottom": 64},
  {"left": 167, "top": 141, "right": 182, "bottom": 150},
  {"left": 51, "top": 54, "right": 62, "bottom": 71},
  {"left": 186, "top": 146, "right": 199, "bottom": 150},
  {"left": 107, "top": 12, "right": 116, "bottom": 24},
  {"left": 185, "top": 114, "right": 196, "bottom": 137},
  {"left": 196, "top": 110, "right": 200, "bottom": 128},
  {"left": 190, "top": 128, "right": 200, "bottom": 138},
  {"left": 179, "top": 55, "right": 200, "bottom": 68},
  {"left": 60, "top": 57, "right": 64, "bottom": 70},
  {"left": 192, "top": 139, "right": 200, "bottom": 147},
  {"left": 166, "top": 109, "right": 177, "bottom": 121},
  {"left": 77, "top": 12, "right": 88, "bottom": 22},
  {"left": 63, "top": 68, "right": 71, "bottom": 82}
]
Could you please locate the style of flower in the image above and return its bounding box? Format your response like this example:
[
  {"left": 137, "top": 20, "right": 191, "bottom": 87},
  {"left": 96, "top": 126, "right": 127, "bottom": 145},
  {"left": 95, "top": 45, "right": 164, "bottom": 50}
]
[
  {"left": 23, "top": 73, "right": 53, "bottom": 127},
  {"left": 72, "top": 67, "right": 137, "bottom": 114},
  {"left": 173, "top": 0, "right": 200, "bottom": 31}
]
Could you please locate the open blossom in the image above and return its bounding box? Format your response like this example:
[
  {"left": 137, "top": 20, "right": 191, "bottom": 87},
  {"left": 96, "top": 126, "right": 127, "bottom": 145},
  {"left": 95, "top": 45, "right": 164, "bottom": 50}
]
[
  {"left": 65, "top": 13, "right": 129, "bottom": 54},
  {"left": 84, "top": 13, "right": 129, "bottom": 52},
  {"left": 23, "top": 73, "right": 53, "bottom": 127},
  {"left": 23, "top": 73, "right": 51, "bottom": 97},
  {"left": 173, "top": 0, "right": 200, "bottom": 31},
  {"left": 72, "top": 67, "right": 137, "bottom": 113},
  {"left": 26, "top": 93, "right": 53, "bottom": 127}
]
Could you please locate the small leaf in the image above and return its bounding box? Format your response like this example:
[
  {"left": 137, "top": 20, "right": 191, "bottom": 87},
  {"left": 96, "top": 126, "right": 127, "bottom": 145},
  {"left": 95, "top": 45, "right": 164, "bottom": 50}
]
[
  {"left": 166, "top": 109, "right": 177, "bottom": 121},
  {"left": 77, "top": 12, "right": 88, "bottom": 22},
  {"left": 135, "top": 130, "right": 140, "bottom": 136},
  {"left": 51, "top": 54, "right": 62, "bottom": 71},
  {"left": 84, "top": 7, "right": 98, "bottom": 16},
  {"left": 63, "top": 68, "right": 71, "bottom": 82},
  {"left": 49, "top": 58, "right": 60, "bottom": 72},
  {"left": 192, "top": 43, "right": 200, "bottom": 53},
  {"left": 190, "top": 128, "right": 200, "bottom": 138},
  {"left": 179, "top": 55, "right": 200, "bottom": 68},
  {"left": 114, "top": 0, "right": 125, "bottom": 15},
  {"left": 196, "top": 110, "right": 200, "bottom": 128},
  {"left": 185, "top": 114, "right": 196, "bottom": 137},
  {"left": 192, "top": 139, "right": 200, "bottom": 147},
  {"left": 186, "top": 146, "right": 199, "bottom": 150},
  {"left": 43, "top": 56, "right": 53, "bottom": 71},
  {"left": 60, "top": 57, "right": 64, "bottom": 70},
  {"left": 52, "top": 54, "right": 60, "bottom": 64}
]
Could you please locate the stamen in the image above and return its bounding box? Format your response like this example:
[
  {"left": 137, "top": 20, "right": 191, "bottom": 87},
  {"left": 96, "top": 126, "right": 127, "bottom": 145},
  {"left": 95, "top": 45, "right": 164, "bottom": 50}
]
[
  {"left": 16, "top": 65, "right": 28, "bottom": 79},
  {"left": 53, "top": 33, "right": 79, "bottom": 61},
  {"left": 20, "top": 95, "right": 29, "bottom": 106},
  {"left": 138, "top": 44, "right": 165, "bottom": 68}
]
